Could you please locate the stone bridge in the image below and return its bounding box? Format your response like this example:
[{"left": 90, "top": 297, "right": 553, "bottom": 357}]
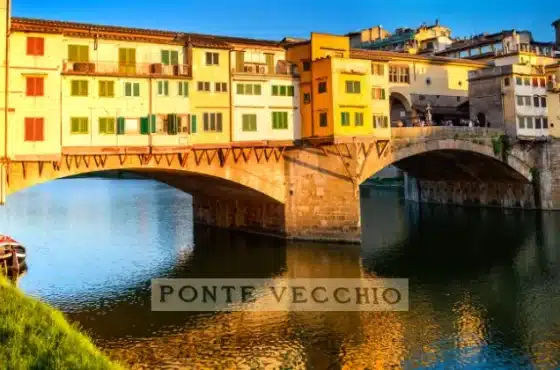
[{"left": 1, "top": 127, "right": 559, "bottom": 242}]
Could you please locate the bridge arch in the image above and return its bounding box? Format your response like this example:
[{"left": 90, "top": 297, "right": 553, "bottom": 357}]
[
  {"left": 358, "top": 137, "right": 534, "bottom": 185},
  {"left": 389, "top": 92, "right": 412, "bottom": 127}
]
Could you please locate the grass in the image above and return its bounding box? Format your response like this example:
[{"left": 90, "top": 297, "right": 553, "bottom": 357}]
[{"left": 0, "top": 276, "right": 123, "bottom": 370}]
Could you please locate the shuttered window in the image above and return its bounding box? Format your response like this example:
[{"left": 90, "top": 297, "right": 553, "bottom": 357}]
[
  {"left": 99, "top": 117, "right": 116, "bottom": 134},
  {"left": 341, "top": 112, "right": 350, "bottom": 126},
  {"left": 98, "top": 81, "right": 115, "bottom": 97},
  {"left": 272, "top": 112, "right": 288, "bottom": 129},
  {"left": 355, "top": 112, "right": 364, "bottom": 126},
  {"left": 26, "top": 76, "right": 44, "bottom": 96},
  {"left": 157, "top": 81, "right": 169, "bottom": 96},
  {"left": 71, "top": 80, "right": 88, "bottom": 96},
  {"left": 242, "top": 114, "right": 257, "bottom": 132},
  {"left": 203, "top": 113, "right": 223, "bottom": 132},
  {"left": 70, "top": 117, "right": 89, "bottom": 134},
  {"left": 124, "top": 82, "right": 140, "bottom": 97},
  {"left": 26, "top": 37, "right": 45, "bottom": 56},
  {"left": 178, "top": 81, "right": 188, "bottom": 97},
  {"left": 68, "top": 45, "right": 89, "bottom": 62},
  {"left": 161, "top": 50, "right": 179, "bottom": 65},
  {"left": 118, "top": 48, "right": 136, "bottom": 74},
  {"left": 24, "top": 118, "right": 44, "bottom": 141}
]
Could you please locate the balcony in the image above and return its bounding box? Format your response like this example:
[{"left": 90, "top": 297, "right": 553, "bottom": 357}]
[
  {"left": 62, "top": 61, "right": 192, "bottom": 78},
  {"left": 231, "top": 61, "right": 299, "bottom": 78}
]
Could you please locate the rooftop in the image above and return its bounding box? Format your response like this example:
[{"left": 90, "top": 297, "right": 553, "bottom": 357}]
[{"left": 350, "top": 48, "right": 488, "bottom": 66}]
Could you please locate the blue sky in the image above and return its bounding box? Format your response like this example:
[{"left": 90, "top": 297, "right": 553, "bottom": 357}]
[{"left": 13, "top": 0, "right": 559, "bottom": 42}]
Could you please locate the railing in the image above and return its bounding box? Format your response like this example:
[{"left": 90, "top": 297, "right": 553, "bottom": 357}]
[
  {"left": 231, "top": 63, "right": 299, "bottom": 77},
  {"left": 391, "top": 126, "right": 504, "bottom": 140},
  {"left": 62, "top": 60, "right": 192, "bottom": 77}
]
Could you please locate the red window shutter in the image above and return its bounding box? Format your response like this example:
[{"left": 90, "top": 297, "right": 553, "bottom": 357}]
[
  {"left": 26, "top": 38, "right": 34, "bottom": 55},
  {"left": 26, "top": 77, "right": 35, "bottom": 96},
  {"left": 24, "top": 118, "right": 34, "bottom": 141},
  {"left": 36, "top": 38, "right": 44, "bottom": 56},
  {"left": 36, "top": 77, "right": 44, "bottom": 96},
  {"left": 35, "top": 118, "right": 44, "bottom": 141}
]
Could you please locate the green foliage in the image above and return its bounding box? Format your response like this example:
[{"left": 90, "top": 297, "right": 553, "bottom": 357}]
[
  {"left": 0, "top": 277, "right": 122, "bottom": 370},
  {"left": 491, "top": 134, "right": 511, "bottom": 161}
]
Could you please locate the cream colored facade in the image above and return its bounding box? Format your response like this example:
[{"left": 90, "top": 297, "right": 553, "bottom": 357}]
[{"left": 547, "top": 64, "right": 560, "bottom": 137}]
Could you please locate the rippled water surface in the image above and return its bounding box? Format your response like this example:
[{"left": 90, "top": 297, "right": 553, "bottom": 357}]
[{"left": 2, "top": 179, "right": 560, "bottom": 369}]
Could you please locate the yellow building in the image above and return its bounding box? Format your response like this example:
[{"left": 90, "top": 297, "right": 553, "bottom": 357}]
[{"left": 546, "top": 63, "right": 560, "bottom": 137}]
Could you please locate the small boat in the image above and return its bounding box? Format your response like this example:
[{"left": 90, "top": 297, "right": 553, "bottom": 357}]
[{"left": 0, "top": 235, "right": 26, "bottom": 266}]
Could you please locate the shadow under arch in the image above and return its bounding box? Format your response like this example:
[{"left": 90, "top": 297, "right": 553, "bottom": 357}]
[{"left": 390, "top": 91, "right": 412, "bottom": 126}]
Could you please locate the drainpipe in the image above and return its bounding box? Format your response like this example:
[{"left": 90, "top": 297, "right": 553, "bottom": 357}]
[{"left": 4, "top": 0, "right": 11, "bottom": 161}]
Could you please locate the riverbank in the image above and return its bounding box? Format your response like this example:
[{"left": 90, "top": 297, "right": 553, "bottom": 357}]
[{"left": 0, "top": 277, "right": 122, "bottom": 370}]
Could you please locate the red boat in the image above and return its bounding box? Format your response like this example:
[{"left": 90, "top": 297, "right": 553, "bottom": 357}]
[{"left": 0, "top": 235, "right": 26, "bottom": 265}]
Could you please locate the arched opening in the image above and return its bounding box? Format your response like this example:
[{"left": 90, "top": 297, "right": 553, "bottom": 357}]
[
  {"left": 477, "top": 112, "right": 487, "bottom": 127},
  {"left": 389, "top": 92, "right": 412, "bottom": 127}
]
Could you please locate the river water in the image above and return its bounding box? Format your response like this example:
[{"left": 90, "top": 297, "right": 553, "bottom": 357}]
[{"left": 2, "top": 178, "right": 560, "bottom": 369}]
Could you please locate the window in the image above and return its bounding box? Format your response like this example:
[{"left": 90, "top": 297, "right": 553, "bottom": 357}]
[
  {"left": 533, "top": 96, "right": 540, "bottom": 107},
  {"left": 98, "top": 81, "right": 114, "bottom": 97},
  {"left": 156, "top": 115, "right": 169, "bottom": 134},
  {"left": 535, "top": 117, "right": 542, "bottom": 129},
  {"left": 318, "top": 81, "right": 327, "bottom": 94},
  {"left": 543, "top": 117, "right": 549, "bottom": 128},
  {"left": 319, "top": 112, "right": 327, "bottom": 127},
  {"left": 124, "top": 82, "right": 140, "bottom": 97},
  {"left": 373, "top": 115, "right": 389, "bottom": 128},
  {"left": 541, "top": 96, "right": 547, "bottom": 108},
  {"left": 99, "top": 117, "right": 116, "bottom": 134},
  {"left": 371, "top": 63, "right": 384, "bottom": 76},
  {"left": 303, "top": 93, "right": 311, "bottom": 104},
  {"left": 271, "top": 85, "right": 294, "bottom": 96},
  {"left": 242, "top": 114, "right": 257, "bottom": 132},
  {"left": 24, "top": 118, "right": 44, "bottom": 141},
  {"left": 26, "top": 37, "right": 44, "bottom": 56},
  {"left": 215, "top": 82, "right": 228, "bottom": 92},
  {"left": 516, "top": 95, "right": 524, "bottom": 106},
  {"left": 70, "top": 80, "right": 88, "bottom": 96},
  {"left": 524, "top": 96, "right": 531, "bottom": 106},
  {"left": 161, "top": 50, "right": 179, "bottom": 65},
  {"left": 178, "top": 115, "right": 190, "bottom": 133},
  {"left": 517, "top": 116, "right": 525, "bottom": 129},
  {"left": 178, "top": 81, "right": 188, "bottom": 97},
  {"left": 68, "top": 45, "right": 89, "bottom": 62},
  {"left": 504, "top": 77, "right": 510, "bottom": 86},
  {"left": 205, "top": 52, "right": 219, "bottom": 66},
  {"left": 197, "top": 81, "right": 211, "bottom": 91},
  {"left": 526, "top": 116, "right": 534, "bottom": 129},
  {"left": 237, "top": 84, "right": 262, "bottom": 95},
  {"left": 203, "top": 113, "right": 223, "bottom": 132},
  {"left": 355, "top": 112, "right": 364, "bottom": 126},
  {"left": 540, "top": 78, "right": 546, "bottom": 88},
  {"left": 157, "top": 81, "right": 169, "bottom": 96},
  {"left": 345, "top": 81, "right": 360, "bottom": 94},
  {"left": 118, "top": 48, "right": 136, "bottom": 74},
  {"left": 70, "top": 117, "right": 89, "bottom": 134},
  {"left": 303, "top": 61, "right": 311, "bottom": 71},
  {"left": 372, "top": 87, "right": 385, "bottom": 100},
  {"left": 516, "top": 77, "right": 522, "bottom": 85},
  {"left": 532, "top": 78, "right": 538, "bottom": 87},
  {"left": 524, "top": 78, "right": 530, "bottom": 86},
  {"left": 389, "top": 66, "right": 410, "bottom": 83},
  {"left": 26, "top": 76, "right": 44, "bottom": 96},
  {"left": 341, "top": 112, "right": 350, "bottom": 126},
  {"left": 272, "top": 112, "right": 288, "bottom": 129}
]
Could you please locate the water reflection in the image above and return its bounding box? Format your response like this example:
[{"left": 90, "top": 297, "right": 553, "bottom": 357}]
[{"left": 1, "top": 180, "right": 560, "bottom": 368}]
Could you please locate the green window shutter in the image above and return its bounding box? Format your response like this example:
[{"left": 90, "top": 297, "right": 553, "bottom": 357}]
[
  {"left": 71, "top": 118, "right": 79, "bottom": 133},
  {"left": 107, "top": 118, "right": 115, "bottom": 134},
  {"left": 254, "top": 84, "right": 262, "bottom": 95},
  {"left": 287, "top": 86, "right": 294, "bottom": 96},
  {"left": 158, "top": 81, "right": 163, "bottom": 95},
  {"left": 167, "top": 114, "right": 178, "bottom": 135},
  {"left": 99, "top": 81, "right": 106, "bottom": 97},
  {"left": 133, "top": 83, "right": 140, "bottom": 97},
  {"left": 217, "top": 113, "right": 223, "bottom": 132},
  {"left": 381, "top": 89, "right": 386, "bottom": 99},
  {"left": 140, "top": 117, "right": 149, "bottom": 134},
  {"left": 99, "top": 118, "right": 106, "bottom": 134},
  {"left": 124, "top": 83, "right": 131, "bottom": 96},
  {"left": 80, "top": 118, "right": 88, "bottom": 133},
  {"left": 150, "top": 114, "right": 156, "bottom": 133},
  {"left": 280, "top": 86, "right": 287, "bottom": 96},
  {"left": 79, "top": 81, "right": 88, "bottom": 96},
  {"left": 117, "top": 117, "right": 125, "bottom": 134},
  {"left": 164, "top": 81, "right": 169, "bottom": 96},
  {"left": 242, "top": 115, "right": 248, "bottom": 131},
  {"left": 272, "top": 112, "right": 277, "bottom": 129},
  {"left": 237, "top": 84, "right": 244, "bottom": 94},
  {"left": 383, "top": 116, "right": 388, "bottom": 128},
  {"left": 71, "top": 80, "right": 79, "bottom": 96},
  {"left": 170, "top": 51, "right": 179, "bottom": 65},
  {"left": 68, "top": 45, "right": 78, "bottom": 62},
  {"left": 79, "top": 45, "right": 89, "bottom": 62},
  {"left": 272, "top": 85, "right": 278, "bottom": 96},
  {"left": 355, "top": 82, "right": 360, "bottom": 93},
  {"left": 191, "top": 115, "right": 197, "bottom": 133},
  {"left": 184, "top": 82, "right": 188, "bottom": 97},
  {"left": 245, "top": 84, "right": 253, "bottom": 95},
  {"left": 107, "top": 82, "right": 114, "bottom": 97},
  {"left": 178, "top": 81, "right": 183, "bottom": 96},
  {"left": 282, "top": 112, "right": 288, "bottom": 128},
  {"left": 161, "top": 50, "right": 170, "bottom": 65}
]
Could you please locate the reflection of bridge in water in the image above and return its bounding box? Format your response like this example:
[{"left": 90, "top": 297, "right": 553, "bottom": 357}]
[{"left": 55, "top": 201, "right": 560, "bottom": 369}]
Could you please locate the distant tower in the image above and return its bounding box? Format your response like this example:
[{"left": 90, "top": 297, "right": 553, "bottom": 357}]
[{"left": 553, "top": 19, "right": 560, "bottom": 46}]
